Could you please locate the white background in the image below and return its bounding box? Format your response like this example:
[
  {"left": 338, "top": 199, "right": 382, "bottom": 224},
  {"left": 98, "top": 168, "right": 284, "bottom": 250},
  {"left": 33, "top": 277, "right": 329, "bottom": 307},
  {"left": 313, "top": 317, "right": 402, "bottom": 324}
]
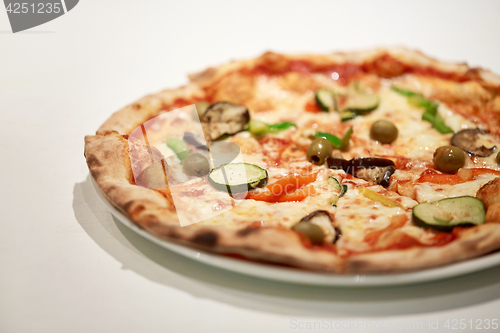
[{"left": 1, "top": 1, "right": 500, "bottom": 332}]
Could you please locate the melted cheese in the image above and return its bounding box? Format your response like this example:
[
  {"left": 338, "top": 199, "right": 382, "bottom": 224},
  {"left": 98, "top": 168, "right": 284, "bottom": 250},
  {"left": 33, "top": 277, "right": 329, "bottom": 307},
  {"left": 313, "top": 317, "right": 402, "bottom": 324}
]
[{"left": 414, "top": 174, "right": 499, "bottom": 203}]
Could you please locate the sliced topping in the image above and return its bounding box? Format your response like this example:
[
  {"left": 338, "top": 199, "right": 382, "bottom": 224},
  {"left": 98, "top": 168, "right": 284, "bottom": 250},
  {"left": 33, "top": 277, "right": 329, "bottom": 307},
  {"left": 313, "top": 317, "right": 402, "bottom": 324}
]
[
  {"left": 326, "top": 157, "right": 348, "bottom": 171},
  {"left": 412, "top": 196, "right": 485, "bottom": 232},
  {"left": 326, "top": 157, "right": 396, "bottom": 187},
  {"left": 328, "top": 176, "right": 341, "bottom": 191},
  {"left": 315, "top": 85, "right": 379, "bottom": 120},
  {"left": 392, "top": 86, "right": 453, "bottom": 134},
  {"left": 182, "top": 153, "right": 210, "bottom": 177},
  {"left": 340, "top": 110, "right": 356, "bottom": 122},
  {"left": 245, "top": 172, "right": 318, "bottom": 202},
  {"left": 339, "top": 184, "right": 348, "bottom": 198},
  {"left": 293, "top": 210, "right": 333, "bottom": 245},
  {"left": 247, "top": 120, "right": 296, "bottom": 136},
  {"left": 315, "top": 88, "right": 338, "bottom": 112},
  {"left": 200, "top": 102, "right": 250, "bottom": 141},
  {"left": 450, "top": 129, "right": 496, "bottom": 157},
  {"left": 497, "top": 152, "right": 500, "bottom": 165},
  {"left": 307, "top": 138, "right": 333, "bottom": 165},
  {"left": 292, "top": 221, "right": 325, "bottom": 245},
  {"left": 370, "top": 120, "right": 398, "bottom": 144},
  {"left": 329, "top": 194, "right": 339, "bottom": 207},
  {"left": 345, "top": 157, "right": 396, "bottom": 187},
  {"left": 313, "top": 127, "right": 352, "bottom": 151},
  {"left": 358, "top": 187, "right": 399, "bottom": 207},
  {"left": 166, "top": 137, "right": 190, "bottom": 162},
  {"left": 328, "top": 176, "right": 347, "bottom": 206},
  {"left": 208, "top": 163, "right": 268, "bottom": 193},
  {"left": 343, "top": 91, "right": 380, "bottom": 115},
  {"left": 418, "top": 168, "right": 500, "bottom": 185},
  {"left": 355, "top": 165, "right": 396, "bottom": 188},
  {"left": 433, "top": 145, "right": 466, "bottom": 174},
  {"left": 195, "top": 101, "right": 210, "bottom": 118},
  {"left": 183, "top": 132, "right": 209, "bottom": 151}
]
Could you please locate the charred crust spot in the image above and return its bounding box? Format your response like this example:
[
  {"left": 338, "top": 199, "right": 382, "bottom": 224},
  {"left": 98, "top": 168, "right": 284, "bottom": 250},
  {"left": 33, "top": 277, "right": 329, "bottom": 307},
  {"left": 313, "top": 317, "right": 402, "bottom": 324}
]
[
  {"left": 237, "top": 227, "right": 259, "bottom": 237},
  {"left": 124, "top": 202, "right": 146, "bottom": 219},
  {"left": 348, "top": 260, "right": 369, "bottom": 272},
  {"left": 191, "top": 231, "right": 218, "bottom": 247},
  {"left": 86, "top": 154, "right": 103, "bottom": 168}
]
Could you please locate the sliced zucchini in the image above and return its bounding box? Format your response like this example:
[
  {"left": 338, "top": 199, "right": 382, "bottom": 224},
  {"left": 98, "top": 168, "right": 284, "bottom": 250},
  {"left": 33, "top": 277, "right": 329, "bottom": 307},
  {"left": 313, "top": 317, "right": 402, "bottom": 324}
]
[
  {"left": 339, "top": 184, "right": 348, "bottom": 198},
  {"left": 328, "top": 176, "right": 341, "bottom": 191},
  {"left": 208, "top": 163, "right": 268, "bottom": 193},
  {"left": 343, "top": 92, "right": 380, "bottom": 115},
  {"left": 340, "top": 111, "right": 356, "bottom": 122},
  {"left": 328, "top": 177, "right": 346, "bottom": 204},
  {"left": 412, "top": 196, "right": 485, "bottom": 232},
  {"left": 329, "top": 194, "right": 339, "bottom": 207},
  {"left": 315, "top": 88, "right": 338, "bottom": 112}
]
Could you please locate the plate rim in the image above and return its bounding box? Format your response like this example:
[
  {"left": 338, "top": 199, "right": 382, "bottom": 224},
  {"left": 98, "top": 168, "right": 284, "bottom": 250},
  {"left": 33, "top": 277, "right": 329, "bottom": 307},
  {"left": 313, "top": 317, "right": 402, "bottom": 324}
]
[{"left": 90, "top": 176, "right": 500, "bottom": 287}]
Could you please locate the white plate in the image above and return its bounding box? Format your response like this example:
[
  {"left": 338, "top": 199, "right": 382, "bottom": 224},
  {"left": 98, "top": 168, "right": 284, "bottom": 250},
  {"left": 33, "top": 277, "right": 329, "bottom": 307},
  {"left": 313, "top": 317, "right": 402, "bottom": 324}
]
[{"left": 91, "top": 177, "right": 500, "bottom": 287}]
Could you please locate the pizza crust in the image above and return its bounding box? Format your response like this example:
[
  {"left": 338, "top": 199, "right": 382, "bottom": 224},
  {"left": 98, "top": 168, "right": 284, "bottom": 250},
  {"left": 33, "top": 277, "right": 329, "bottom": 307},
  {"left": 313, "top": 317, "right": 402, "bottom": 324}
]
[
  {"left": 344, "top": 224, "right": 500, "bottom": 273},
  {"left": 85, "top": 47, "right": 500, "bottom": 273}
]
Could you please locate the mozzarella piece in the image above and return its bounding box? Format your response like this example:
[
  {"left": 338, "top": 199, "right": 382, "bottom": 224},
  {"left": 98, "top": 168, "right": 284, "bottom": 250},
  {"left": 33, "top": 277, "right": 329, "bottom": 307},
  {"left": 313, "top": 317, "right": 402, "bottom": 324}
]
[{"left": 414, "top": 174, "right": 498, "bottom": 203}]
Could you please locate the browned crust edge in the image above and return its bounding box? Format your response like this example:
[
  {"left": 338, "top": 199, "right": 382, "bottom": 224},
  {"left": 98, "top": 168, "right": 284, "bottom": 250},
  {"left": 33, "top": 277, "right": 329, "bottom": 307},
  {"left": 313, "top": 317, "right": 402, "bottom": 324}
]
[{"left": 85, "top": 47, "right": 500, "bottom": 274}]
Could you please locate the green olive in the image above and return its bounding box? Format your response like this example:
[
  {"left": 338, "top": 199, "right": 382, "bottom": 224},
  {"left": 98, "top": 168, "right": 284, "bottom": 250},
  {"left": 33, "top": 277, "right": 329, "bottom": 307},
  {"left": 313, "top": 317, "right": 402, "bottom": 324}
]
[
  {"left": 496, "top": 151, "right": 500, "bottom": 165},
  {"left": 370, "top": 120, "right": 398, "bottom": 144},
  {"left": 292, "top": 222, "right": 325, "bottom": 245},
  {"left": 195, "top": 101, "right": 210, "bottom": 118},
  {"left": 433, "top": 146, "right": 466, "bottom": 174},
  {"left": 307, "top": 138, "right": 333, "bottom": 165},
  {"left": 182, "top": 153, "right": 210, "bottom": 177}
]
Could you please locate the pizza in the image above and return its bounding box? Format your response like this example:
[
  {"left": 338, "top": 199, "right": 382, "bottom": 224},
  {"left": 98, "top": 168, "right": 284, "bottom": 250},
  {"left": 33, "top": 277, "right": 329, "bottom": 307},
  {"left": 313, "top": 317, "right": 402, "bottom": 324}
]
[{"left": 84, "top": 47, "right": 500, "bottom": 274}]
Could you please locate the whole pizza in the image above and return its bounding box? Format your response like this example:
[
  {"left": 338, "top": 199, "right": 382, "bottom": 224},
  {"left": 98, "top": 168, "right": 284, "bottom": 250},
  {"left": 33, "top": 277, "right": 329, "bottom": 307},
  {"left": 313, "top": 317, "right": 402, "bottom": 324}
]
[{"left": 85, "top": 47, "right": 500, "bottom": 273}]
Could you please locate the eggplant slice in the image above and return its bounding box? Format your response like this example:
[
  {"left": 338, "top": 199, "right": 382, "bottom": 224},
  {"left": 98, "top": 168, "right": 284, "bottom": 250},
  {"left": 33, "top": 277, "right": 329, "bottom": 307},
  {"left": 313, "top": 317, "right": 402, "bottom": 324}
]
[
  {"left": 327, "top": 157, "right": 396, "bottom": 187},
  {"left": 451, "top": 128, "right": 496, "bottom": 157},
  {"left": 200, "top": 102, "right": 250, "bottom": 141}
]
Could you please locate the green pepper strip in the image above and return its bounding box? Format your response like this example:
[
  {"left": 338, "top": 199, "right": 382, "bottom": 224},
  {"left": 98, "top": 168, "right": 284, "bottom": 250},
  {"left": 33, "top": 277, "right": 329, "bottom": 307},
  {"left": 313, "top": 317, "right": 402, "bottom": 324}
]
[
  {"left": 166, "top": 137, "right": 190, "bottom": 162},
  {"left": 248, "top": 120, "right": 296, "bottom": 136},
  {"left": 314, "top": 127, "right": 353, "bottom": 151},
  {"left": 391, "top": 87, "right": 453, "bottom": 134},
  {"left": 269, "top": 121, "right": 296, "bottom": 132}
]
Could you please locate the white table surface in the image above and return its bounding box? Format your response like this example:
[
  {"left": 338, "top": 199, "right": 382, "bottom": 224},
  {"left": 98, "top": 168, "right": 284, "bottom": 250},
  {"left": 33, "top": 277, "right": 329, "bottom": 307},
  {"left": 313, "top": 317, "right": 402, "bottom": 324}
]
[{"left": 2, "top": 1, "right": 500, "bottom": 332}]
